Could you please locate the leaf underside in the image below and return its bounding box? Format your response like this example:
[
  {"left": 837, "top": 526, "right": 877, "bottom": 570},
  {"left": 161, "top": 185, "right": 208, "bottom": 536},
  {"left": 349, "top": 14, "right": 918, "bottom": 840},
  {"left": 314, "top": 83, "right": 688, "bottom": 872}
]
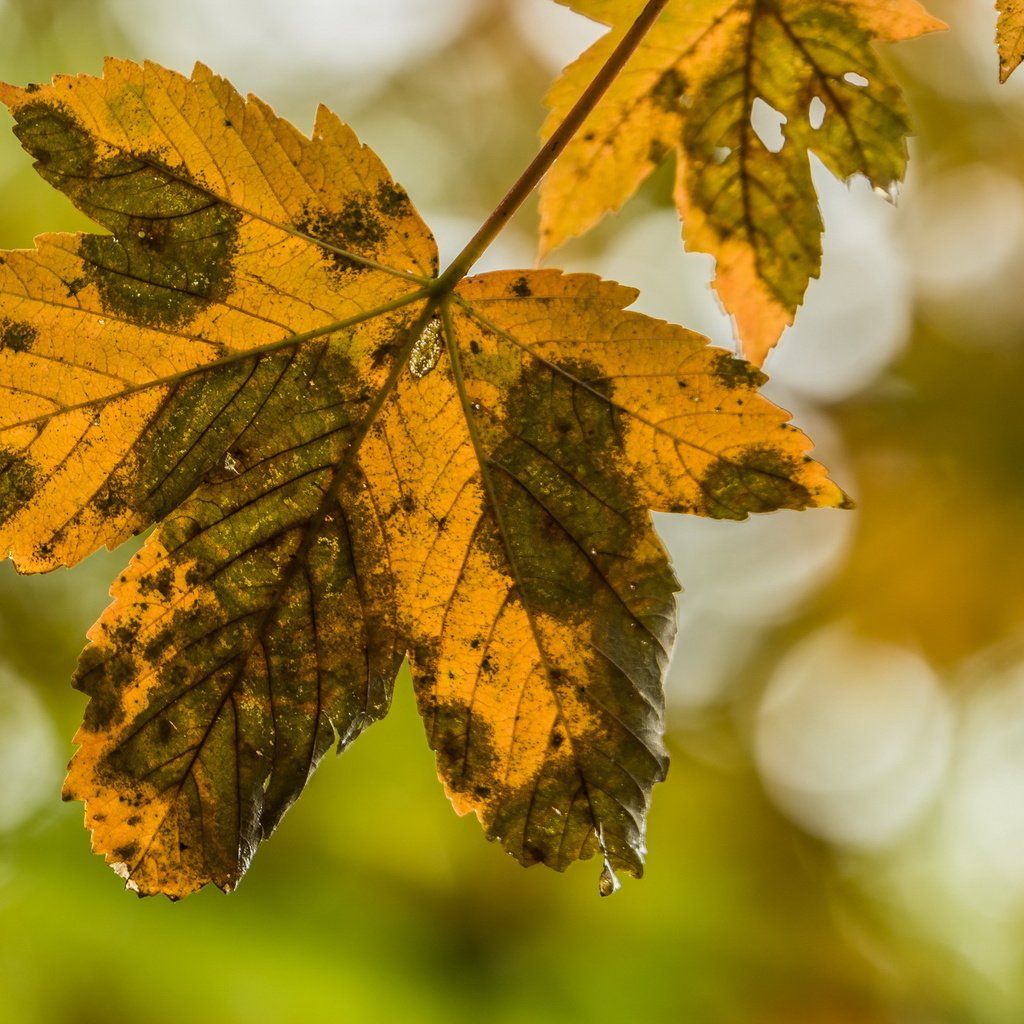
[
  {"left": 539, "top": 0, "right": 945, "bottom": 365},
  {"left": 0, "top": 59, "right": 847, "bottom": 898}
]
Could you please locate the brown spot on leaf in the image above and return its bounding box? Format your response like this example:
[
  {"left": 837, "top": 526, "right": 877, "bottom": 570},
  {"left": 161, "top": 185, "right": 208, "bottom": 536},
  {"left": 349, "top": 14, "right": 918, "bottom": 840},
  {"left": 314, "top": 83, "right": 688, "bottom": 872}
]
[
  {"left": 91, "top": 486, "right": 129, "bottom": 520},
  {"left": 650, "top": 67, "right": 687, "bottom": 112},
  {"left": 112, "top": 842, "right": 139, "bottom": 862},
  {"left": 138, "top": 566, "right": 175, "bottom": 600}
]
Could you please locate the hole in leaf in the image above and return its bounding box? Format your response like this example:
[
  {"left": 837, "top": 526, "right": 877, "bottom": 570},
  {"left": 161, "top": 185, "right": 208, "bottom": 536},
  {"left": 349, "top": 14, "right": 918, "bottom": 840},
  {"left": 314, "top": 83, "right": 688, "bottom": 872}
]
[
  {"left": 843, "top": 71, "right": 869, "bottom": 87},
  {"left": 750, "top": 97, "right": 786, "bottom": 153},
  {"left": 809, "top": 96, "right": 826, "bottom": 130},
  {"left": 713, "top": 146, "right": 732, "bottom": 164}
]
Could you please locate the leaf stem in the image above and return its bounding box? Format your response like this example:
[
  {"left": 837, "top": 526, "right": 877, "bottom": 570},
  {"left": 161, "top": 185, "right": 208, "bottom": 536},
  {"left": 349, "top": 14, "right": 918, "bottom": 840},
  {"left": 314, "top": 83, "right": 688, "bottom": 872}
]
[{"left": 433, "top": 0, "right": 671, "bottom": 292}]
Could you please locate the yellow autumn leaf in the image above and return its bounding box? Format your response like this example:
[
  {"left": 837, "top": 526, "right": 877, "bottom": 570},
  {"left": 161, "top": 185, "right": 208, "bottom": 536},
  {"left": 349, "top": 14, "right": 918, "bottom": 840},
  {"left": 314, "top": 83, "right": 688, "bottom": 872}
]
[
  {"left": 0, "top": 59, "right": 847, "bottom": 898},
  {"left": 539, "top": 0, "right": 945, "bottom": 365},
  {"left": 998, "top": 0, "right": 1024, "bottom": 81}
]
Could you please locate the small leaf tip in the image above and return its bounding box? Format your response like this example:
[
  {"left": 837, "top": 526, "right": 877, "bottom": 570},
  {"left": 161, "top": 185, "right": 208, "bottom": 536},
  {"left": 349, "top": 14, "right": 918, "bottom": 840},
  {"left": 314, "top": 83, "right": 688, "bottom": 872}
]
[{"left": 0, "top": 81, "right": 21, "bottom": 109}]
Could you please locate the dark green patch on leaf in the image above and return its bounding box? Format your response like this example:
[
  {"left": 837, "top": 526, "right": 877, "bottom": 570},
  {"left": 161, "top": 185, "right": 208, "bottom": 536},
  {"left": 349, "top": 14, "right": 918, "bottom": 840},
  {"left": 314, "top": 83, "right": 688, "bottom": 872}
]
[
  {"left": 423, "top": 694, "right": 502, "bottom": 800},
  {"left": 702, "top": 443, "right": 813, "bottom": 518},
  {"left": 79, "top": 192, "right": 240, "bottom": 329},
  {"left": 12, "top": 100, "right": 97, "bottom": 177},
  {"left": 0, "top": 319, "right": 38, "bottom": 352},
  {"left": 11, "top": 101, "right": 241, "bottom": 328},
  {"left": 482, "top": 357, "right": 640, "bottom": 620},
  {"left": 374, "top": 180, "right": 412, "bottom": 218},
  {"left": 112, "top": 348, "right": 316, "bottom": 531},
  {"left": 471, "top": 350, "right": 673, "bottom": 868},
  {"left": 76, "top": 643, "right": 127, "bottom": 732},
  {"left": 143, "top": 624, "right": 177, "bottom": 665},
  {"left": 0, "top": 448, "right": 37, "bottom": 529},
  {"left": 298, "top": 195, "right": 386, "bottom": 274},
  {"left": 485, "top": 761, "right": 601, "bottom": 870}
]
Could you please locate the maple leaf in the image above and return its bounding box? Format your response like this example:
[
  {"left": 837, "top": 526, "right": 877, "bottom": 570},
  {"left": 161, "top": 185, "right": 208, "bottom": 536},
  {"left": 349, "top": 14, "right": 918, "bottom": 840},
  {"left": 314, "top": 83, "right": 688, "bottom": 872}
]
[
  {"left": 538, "top": 0, "right": 945, "bottom": 365},
  {"left": 998, "top": 0, "right": 1024, "bottom": 81},
  {"left": 0, "top": 59, "right": 847, "bottom": 898}
]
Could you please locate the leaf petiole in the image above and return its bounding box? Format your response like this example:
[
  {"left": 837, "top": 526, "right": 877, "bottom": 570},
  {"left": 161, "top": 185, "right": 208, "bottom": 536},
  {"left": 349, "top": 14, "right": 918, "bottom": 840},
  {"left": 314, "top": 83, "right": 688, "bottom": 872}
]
[{"left": 432, "top": 0, "right": 671, "bottom": 293}]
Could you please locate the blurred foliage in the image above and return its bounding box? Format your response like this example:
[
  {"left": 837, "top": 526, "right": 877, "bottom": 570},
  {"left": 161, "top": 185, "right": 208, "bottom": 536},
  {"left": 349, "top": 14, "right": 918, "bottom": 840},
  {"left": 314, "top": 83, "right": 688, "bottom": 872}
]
[{"left": 2, "top": 0, "right": 1024, "bottom": 1021}]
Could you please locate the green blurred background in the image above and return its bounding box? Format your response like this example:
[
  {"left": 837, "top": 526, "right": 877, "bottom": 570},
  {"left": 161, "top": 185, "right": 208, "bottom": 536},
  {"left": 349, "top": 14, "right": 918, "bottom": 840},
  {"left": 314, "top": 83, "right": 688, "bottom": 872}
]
[{"left": 2, "top": 0, "right": 1024, "bottom": 1020}]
